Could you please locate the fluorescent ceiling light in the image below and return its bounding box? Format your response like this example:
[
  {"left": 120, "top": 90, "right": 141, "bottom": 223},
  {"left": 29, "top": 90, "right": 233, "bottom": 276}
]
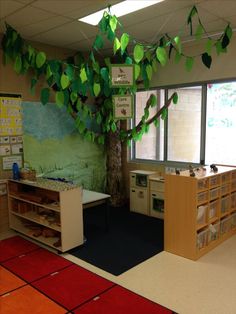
[{"left": 78, "top": 0, "right": 165, "bottom": 26}]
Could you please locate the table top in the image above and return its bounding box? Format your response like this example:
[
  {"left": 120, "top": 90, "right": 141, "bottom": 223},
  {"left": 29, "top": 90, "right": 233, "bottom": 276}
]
[{"left": 82, "top": 189, "right": 111, "bottom": 205}]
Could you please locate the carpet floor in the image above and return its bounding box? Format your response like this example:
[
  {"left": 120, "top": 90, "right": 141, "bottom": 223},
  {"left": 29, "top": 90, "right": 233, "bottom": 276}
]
[
  {"left": 0, "top": 235, "right": 175, "bottom": 314},
  {"left": 69, "top": 205, "right": 164, "bottom": 275}
]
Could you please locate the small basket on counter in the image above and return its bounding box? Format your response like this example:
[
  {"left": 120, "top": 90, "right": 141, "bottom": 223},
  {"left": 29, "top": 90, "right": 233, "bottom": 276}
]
[{"left": 20, "top": 169, "right": 37, "bottom": 181}]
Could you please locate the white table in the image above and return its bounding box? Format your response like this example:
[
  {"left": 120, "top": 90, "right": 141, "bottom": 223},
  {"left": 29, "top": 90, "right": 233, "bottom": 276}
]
[{"left": 82, "top": 189, "right": 111, "bottom": 231}]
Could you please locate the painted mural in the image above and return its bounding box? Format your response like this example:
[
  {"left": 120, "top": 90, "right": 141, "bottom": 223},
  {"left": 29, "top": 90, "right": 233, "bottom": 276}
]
[{"left": 22, "top": 102, "right": 106, "bottom": 192}]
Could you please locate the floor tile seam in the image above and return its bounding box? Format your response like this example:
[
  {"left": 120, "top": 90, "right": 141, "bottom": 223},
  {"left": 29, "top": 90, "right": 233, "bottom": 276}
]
[
  {"left": 0, "top": 282, "right": 28, "bottom": 297},
  {"left": 0, "top": 247, "right": 41, "bottom": 264},
  {"left": 69, "top": 283, "right": 117, "bottom": 312}
]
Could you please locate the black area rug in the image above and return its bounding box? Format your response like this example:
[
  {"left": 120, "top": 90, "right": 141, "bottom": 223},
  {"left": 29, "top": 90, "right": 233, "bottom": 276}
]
[{"left": 68, "top": 205, "right": 164, "bottom": 276}]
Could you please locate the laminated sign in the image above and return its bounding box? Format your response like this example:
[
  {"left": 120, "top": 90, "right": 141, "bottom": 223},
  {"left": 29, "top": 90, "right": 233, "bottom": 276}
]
[
  {"left": 113, "top": 95, "right": 133, "bottom": 119},
  {"left": 110, "top": 64, "right": 134, "bottom": 87}
]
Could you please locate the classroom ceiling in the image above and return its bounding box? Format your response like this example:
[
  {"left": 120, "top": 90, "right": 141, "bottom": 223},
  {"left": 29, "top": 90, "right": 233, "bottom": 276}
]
[{"left": 0, "top": 0, "right": 236, "bottom": 53}]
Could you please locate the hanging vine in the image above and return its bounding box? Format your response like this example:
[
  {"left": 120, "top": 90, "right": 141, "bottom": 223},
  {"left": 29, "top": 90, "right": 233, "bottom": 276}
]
[{"left": 1, "top": 5, "right": 232, "bottom": 145}]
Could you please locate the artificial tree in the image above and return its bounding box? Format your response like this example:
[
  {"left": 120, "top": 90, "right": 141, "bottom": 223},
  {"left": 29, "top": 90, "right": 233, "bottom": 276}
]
[{"left": 1, "top": 5, "right": 232, "bottom": 206}]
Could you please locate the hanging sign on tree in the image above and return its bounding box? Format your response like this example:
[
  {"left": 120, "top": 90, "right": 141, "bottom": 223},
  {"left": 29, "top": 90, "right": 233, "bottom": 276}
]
[
  {"left": 110, "top": 64, "right": 134, "bottom": 87},
  {"left": 113, "top": 94, "right": 133, "bottom": 119}
]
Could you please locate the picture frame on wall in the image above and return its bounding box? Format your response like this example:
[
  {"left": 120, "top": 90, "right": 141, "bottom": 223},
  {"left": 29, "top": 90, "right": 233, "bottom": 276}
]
[
  {"left": 110, "top": 64, "right": 134, "bottom": 88},
  {"left": 112, "top": 94, "right": 134, "bottom": 119}
]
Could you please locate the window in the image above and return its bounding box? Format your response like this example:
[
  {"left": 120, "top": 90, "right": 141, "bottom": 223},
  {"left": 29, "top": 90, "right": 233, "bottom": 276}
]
[
  {"left": 205, "top": 82, "right": 236, "bottom": 165},
  {"left": 131, "top": 80, "right": 236, "bottom": 166}
]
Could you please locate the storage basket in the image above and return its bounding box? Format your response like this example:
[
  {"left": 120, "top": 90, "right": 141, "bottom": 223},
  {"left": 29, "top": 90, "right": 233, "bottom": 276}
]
[{"left": 20, "top": 169, "right": 36, "bottom": 181}]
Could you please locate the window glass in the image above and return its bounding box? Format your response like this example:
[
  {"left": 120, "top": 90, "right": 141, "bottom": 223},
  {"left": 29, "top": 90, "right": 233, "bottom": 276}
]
[
  {"left": 167, "top": 87, "right": 202, "bottom": 163},
  {"left": 205, "top": 82, "right": 236, "bottom": 165},
  {"left": 134, "top": 90, "right": 164, "bottom": 160}
]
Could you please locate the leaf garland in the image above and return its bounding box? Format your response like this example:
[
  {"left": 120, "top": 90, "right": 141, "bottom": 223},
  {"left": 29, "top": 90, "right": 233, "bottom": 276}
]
[{"left": 1, "top": 4, "right": 232, "bottom": 145}]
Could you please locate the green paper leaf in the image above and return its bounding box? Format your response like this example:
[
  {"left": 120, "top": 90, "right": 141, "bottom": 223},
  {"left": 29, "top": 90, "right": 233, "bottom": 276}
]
[
  {"left": 36, "top": 51, "right": 46, "bottom": 68},
  {"left": 78, "top": 121, "right": 86, "bottom": 134},
  {"left": 60, "top": 74, "right": 70, "bottom": 89},
  {"left": 174, "top": 36, "right": 182, "bottom": 53},
  {"left": 93, "top": 82, "right": 101, "bottom": 96},
  {"left": 134, "top": 64, "right": 140, "bottom": 80},
  {"left": 76, "top": 98, "right": 82, "bottom": 111},
  {"left": 40, "top": 87, "right": 50, "bottom": 105},
  {"left": 55, "top": 91, "right": 64, "bottom": 108},
  {"left": 100, "top": 67, "right": 109, "bottom": 82},
  {"left": 161, "top": 108, "right": 168, "bottom": 120},
  {"left": 195, "top": 23, "right": 204, "bottom": 40},
  {"left": 150, "top": 94, "right": 157, "bottom": 107},
  {"left": 92, "top": 61, "right": 100, "bottom": 74},
  {"left": 65, "top": 64, "right": 74, "bottom": 80},
  {"left": 146, "top": 64, "right": 152, "bottom": 81},
  {"left": 98, "top": 135, "right": 105, "bottom": 145},
  {"left": 70, "top": 92, "right": 77, "bottom": 103},
  {"left": 125, "top": 56, "right": 133, "bottom": 65},
  {"left": 93, "top": 35, "right": 104, "bottom": 50},
  {"left": 104, "top": 57, "right": 111, "bottom": 67},
  {"left": 185, "top": 56, "right": 194, "bottom": 72},
  {"left": 175, "top": 51, "right": 182, "bottom": 64},
  {"left": 216, "top": 41, "right": 223, "bottom": 55},
  {"left": 98, "top": 15, "right": 108, "bottom": 33},
  {"left": 111, "top": 121, "right": 117, "bottom": 132},
  {"left": 80, "top": 67, "right": 87, "bottom": 83},
  {"left": 120, "top": 33, "right": 130, "bottom": 53},
  {"left": 46, "top": 65, "right": 52, "bottom": 80},
  {"left": 113, "top": 37, "right": 121, "bottom": 54},
  {"left": 154, "top": 118, "right": 159, "bottom": 128},
  {"left": 14, "top": 55, "right": 22, "bottom": 74},
  {"left": 222, "top": 33, "right": 230, "bottom": 49},
  {"left": 96, "top": 112, "right": 102, "bottom": 125},
  {"left": 156, "top": 46, "right": 167, "bottom": 66},
  {"left": 144, "top": 108, "right": 149, "bottom": 120},
  {"left": 152, "top": 59, "right": 158, "bottom": 72},
  {"left": 226, "top": 25, "right": 233, "bottom": 40},
  {"left": 30, "top": 78, "right": 37, "bottom": 94},
  {"left": 133, "top": 44, "right": 144, "bottom": 63},
  {"left": 205, "top": 39, "right": 213, "bottom": 55},
  {"left": 201, "top": 53, "right": 212, "bottom": 69},
  {"left": 109, "top": 15, "right": 117, "bottom": 33},
  {"left": 173, "top": 93, "right": 178, "bottom": 104},
  {"left": 107, "top": 28, "right": 115, "bottom": 42}
]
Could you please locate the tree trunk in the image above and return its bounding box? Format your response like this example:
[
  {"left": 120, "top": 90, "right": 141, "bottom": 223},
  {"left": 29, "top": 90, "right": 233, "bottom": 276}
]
[{"left": 106, "top": 122, "right": 125, "bottom": 207}]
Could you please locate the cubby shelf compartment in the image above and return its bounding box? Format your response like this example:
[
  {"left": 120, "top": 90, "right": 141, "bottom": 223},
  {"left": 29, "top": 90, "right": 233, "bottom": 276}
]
[
  {"left": 8, "top": 179, "right": 83, "bottom": 252},
  {"left": 164, "top": 166, "right": 236, "bottom": 260}
]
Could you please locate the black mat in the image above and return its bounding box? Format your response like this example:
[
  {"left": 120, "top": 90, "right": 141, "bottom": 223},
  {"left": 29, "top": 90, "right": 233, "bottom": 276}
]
[{"left": 68, "top": 205, "right": 164, "bottom": 276}]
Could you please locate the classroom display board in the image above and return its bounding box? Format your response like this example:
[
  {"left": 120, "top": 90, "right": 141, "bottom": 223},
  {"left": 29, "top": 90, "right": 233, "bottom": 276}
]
[{"left": 0, "top": 94, "right": 23, "bottom": 177}]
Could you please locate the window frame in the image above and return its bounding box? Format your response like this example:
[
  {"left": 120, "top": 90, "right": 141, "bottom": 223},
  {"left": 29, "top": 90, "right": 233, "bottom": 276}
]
[{"left": 130, "top": 78, "right": 236, "bottom": 167}]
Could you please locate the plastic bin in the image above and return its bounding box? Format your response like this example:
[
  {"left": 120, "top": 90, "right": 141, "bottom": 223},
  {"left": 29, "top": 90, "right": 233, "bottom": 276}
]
[
  {"left": 209, "top": 199, "right": 219, "bottom": 220},
  {"left": 221, "top": 183, "right": 230, "bottom": 196},
  {"left": 197, "top": 179, "right": 208, "bottom": 191},
  {"left": 231, "top": 192, "right": 236, "bottom": 211},
  {"left": 221, "top": 172, "right": 230, "bottom": 184},
  {"left": 220, "top": 216, "right": 231, "bottom": 234},
  {"left": 208, "top": 222, "right": 220, "bottom": 243},
  {"left": 197, "top": 205, "right": 207, "bottom": 225},
  {"left": 231, "top": 213, "right": 236, "bottom": 229},
  {"left": 197, "top": 191, "right": 208, "bottom": 203},
  {"left": 209, "top": 176, "right": 220, "bottom": 187},
  {"left": 196, "top": 228, "right": 208, "bottom": 250},
  {"left": 221, "top": 195, "right": 230, "bottom": 214},
  {"left": 209, "top": 187, "right": 220, "bottom": 201}
]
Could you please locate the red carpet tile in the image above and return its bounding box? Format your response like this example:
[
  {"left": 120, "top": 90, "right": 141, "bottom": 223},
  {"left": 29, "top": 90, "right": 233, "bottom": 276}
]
[
  {"left": 0, "top": 236, "right": 39, "bottom": 262},
  {"left": 1, "top": 285, "right": 66, "bottom": 314},
  {"left": 32, "top": 264, "right": 115, "bottom": 311},
  {"left": 73, "top": 285, "right": 173, "bottom": 314},
  {"left": 2, "top": 248, "right": 72, "bottom": 282},
  {"left": 0, "top": 266, "right": 26, "bottom": 295}
]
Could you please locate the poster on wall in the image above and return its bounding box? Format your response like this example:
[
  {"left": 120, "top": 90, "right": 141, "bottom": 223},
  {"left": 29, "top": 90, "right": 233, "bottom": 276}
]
[
  {"left": 110, "top": 64, "right": 134, "bottom": 88},
  {"left": 0, "top": 94, "right": 23, "bottom": 176},
  {"left": 112, "top": 95, "right": 133, "bottom": 119}
]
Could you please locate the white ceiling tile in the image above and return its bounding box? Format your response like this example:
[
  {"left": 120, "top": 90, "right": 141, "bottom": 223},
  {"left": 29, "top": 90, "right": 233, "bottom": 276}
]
[
  {"left": 32, "top": 20, "right": 97, "bottom": 47},
  {"left": 17, "top": 15, "right": 72, "bottom": 37},
  {"left": 199, "top": 0, "right": 236, "bottom": 18},
  {"left": 0, "top": 0, "right": 25, "bottom": 19},
  {"left": 2, "top": 6, "right": 55, "bottom": 28}
]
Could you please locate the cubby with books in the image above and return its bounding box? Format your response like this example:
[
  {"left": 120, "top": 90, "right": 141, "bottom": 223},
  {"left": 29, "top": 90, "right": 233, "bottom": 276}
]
[{"left": 164, "top": 166, "right": 236, "bottom": 260}]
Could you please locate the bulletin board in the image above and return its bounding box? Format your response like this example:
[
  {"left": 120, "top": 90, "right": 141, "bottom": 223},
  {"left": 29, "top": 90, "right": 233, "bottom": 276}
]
[{"left": 0, "top": 93, "right": 23, "bottom": 179}]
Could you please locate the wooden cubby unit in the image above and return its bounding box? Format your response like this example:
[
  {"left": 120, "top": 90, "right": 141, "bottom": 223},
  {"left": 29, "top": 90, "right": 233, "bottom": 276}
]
[
  {"left": 164, "top": 166, "right": 236, "bottom": 260},
  {"left": 8, "top": 178, "right": 83, "bottom": 252}
]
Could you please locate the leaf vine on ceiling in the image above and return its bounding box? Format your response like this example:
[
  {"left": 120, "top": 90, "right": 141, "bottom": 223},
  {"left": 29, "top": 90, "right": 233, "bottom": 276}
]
[{"left": 1, "top": 5, "right": 232, "bottom": 145}]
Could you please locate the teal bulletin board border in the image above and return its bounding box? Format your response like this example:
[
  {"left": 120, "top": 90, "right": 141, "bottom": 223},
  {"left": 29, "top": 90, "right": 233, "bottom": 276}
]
[
  {"left": 112, "top": 94, "right": 134, "bottom": 120},
  {"left": 110, "top": 64, "right": 134, "bottom": 88}
]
